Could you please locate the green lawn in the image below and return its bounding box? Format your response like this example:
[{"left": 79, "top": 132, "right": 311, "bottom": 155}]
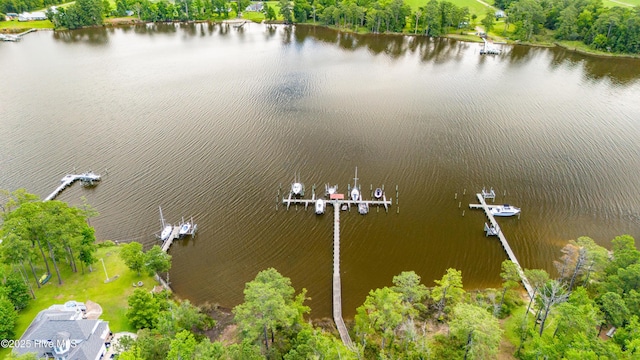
[
  {"left": 405, "top": 0, "right": 494, "bottom": 16},
  {"left": 603, "top": 0, "right": 640, "bottom": 6},
  {"left": 0, "top": 19, "right": 54, "bottom": 30},
  {"left": 0, "top": 245, "right": 155, "bottom": 359}
]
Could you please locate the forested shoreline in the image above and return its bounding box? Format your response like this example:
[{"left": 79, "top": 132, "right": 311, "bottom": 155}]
[
  {"left": 2, "top": 190, "right": 640, "bottom": 358},
  {"left": 1, "top": 0, "right": 639, "bottom": 54}
]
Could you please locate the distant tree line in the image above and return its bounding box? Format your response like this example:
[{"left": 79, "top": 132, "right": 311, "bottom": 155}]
[
  {"left": 495, "top": 0, "right": 640, "bottom": 53},
  {"left": 0, "top": 0, "right": 63, "bottom": 15}
]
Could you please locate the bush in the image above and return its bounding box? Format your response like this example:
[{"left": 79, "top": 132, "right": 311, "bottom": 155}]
[{"left": 98, "top": 240, "right": 116, "bottom": 248}]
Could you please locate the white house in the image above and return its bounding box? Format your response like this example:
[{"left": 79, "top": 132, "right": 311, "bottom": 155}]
[{"left": 18, "top": 11, "right": 48, "bottom": 21}]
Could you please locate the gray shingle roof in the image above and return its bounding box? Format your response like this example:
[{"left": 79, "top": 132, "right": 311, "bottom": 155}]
[{"left": 14, "top": 304, "right": 109, "bottom": 360}]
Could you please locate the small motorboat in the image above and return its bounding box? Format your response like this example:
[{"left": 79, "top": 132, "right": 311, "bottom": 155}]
[
  {"left": 358, "top": 202, "right": 369, "bottom": 215},
  {"left": 160, "top": 225, "right": 172, "bottom": 241},
  {"left": 315, "top": 199, "right": 325, "bottom": 215},
  {"left": 490, "top": 204, "right": 521, "bottom": 217},
  {"left": 374, "top": 188, "right": 383, "bottom": 199},
  {"left": 291, "top": 182, "right": 304, "bottom": 196},
  {"left": 179, "top": 222, "right": 191, "bottom": 236},
  {"left": 325, "top": 184, "right": 338, "bottom": 197}
]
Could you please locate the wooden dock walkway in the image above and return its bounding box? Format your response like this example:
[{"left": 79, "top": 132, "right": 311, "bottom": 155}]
[
  {"left": 472, "top": 193, "right": 534, "bottom": 299},
  {"left": 332, "top": 202, "right": 352, "bottom": 346},
  {"left": 44, "top": 172, "right": 101, "bottom": 201},
  {"left": 161, "top": 226, "right": 181, "bottom": 253},
  {"left": 279, "top": 172, "right": 395, "bottom": 347}
]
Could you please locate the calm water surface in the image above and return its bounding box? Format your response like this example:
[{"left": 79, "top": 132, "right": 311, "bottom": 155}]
[{"left": 1, "top": 23, "right": 640, "bottom": 317}]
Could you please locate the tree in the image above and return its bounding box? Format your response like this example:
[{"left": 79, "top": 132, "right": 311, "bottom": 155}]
[
  {"left": 1, "top": 198, "right": 96, "bottom": 285},
  {"left": 354, "top": 286, "right": 405, "bottom": 349},
  {"left": 167, "top": 330, "right": 198, "bottom": 360},
  {"left": 449, "top": 303, "right": 503, "bottom": 359},
  {"left": 284, "top": 328, "right": 356, "bottom": 359},
  {"left": 0, "top": 295, "right": 17, "bottom": 340},
  {"left": 78, "top": 227, "right": 98, "bottom": 273},
  {"left": 431, "top": 268, "right": 464, "bottom": 320},
  {"left": 292, "top": 0, "right": 310, "bottom": 23},
  {"left": 264, "top": 4, "right": 276, "bottom": 21},
  {"left": 126, "top": 288, "right": 162, "bottom": 329},
  {"left": 144, "top": 245, "right": 171, "bottom": 276},
  {"left": 278, "top": 0, "right": 293, "bottom": 23},
  {"left": 508, "top": 0, "right": 545, "bottom": 41},
  {"left": 156, "top": 299, "right": 211, "bottom": 337},
  {"left": 496, "top": 260, "right": 521, "bottom": 317},
  {"left": 233, "top": 268, "right": 309, "bottom": 353},
  {"left": 1, "top": 271, "right": 31, "bottom": 310},
  {"left": 481, "top": 7, "right": 495, "bottom": 33},
  {"left": 392, "top": 270, "right": 428, "bottom": 316},
  {"left": 537, "top": 279, "right": 569, "bottom": 336},
  {"left": 120, "top": 242, "right": 145, "bottom": 275},
  {"left": 599, "top": 292, "right": 630, "bottom": 333}
]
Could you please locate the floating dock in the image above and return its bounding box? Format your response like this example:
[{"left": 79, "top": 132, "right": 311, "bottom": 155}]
[
  {"left": 44, "top": 172, "right": 101, "bottom": 201},
  {"left": 280, "top": 170, "right": 394, "bottom": 347},
  {"left": 470, "top": 193, "right": 534, "bottom": 299}
]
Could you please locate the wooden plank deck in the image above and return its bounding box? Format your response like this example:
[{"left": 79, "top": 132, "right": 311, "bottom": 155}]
[
  {"left": 332, "top": 202, "right": 353, "bottom": 346},
  {"left": 474, "top": 194, "right": 534, "bottom": 300},
  {"left": 161, "top": 226, "right": 181, "bottom": 253}
]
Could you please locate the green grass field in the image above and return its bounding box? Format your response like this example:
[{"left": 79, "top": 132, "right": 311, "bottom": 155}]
[
  {"left": 0, "top": 19, "right": 53, "bottom": 30},
  {"left": 603, "top": 0, "right": 640, "bottom": 6},
  {"left": 405, "top": 0, "right": 493, "bottom": 16},
  {"left": 0, "top": 245, "right": 155, "bottom": 359}
]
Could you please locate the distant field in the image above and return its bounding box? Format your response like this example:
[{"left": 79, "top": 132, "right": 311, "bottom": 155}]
[
  {"left": 603, "top": 0, "right": 639, "bottom": 6},
  {"left": 405, "top": 0, "right": 493, "bottom": 15}
]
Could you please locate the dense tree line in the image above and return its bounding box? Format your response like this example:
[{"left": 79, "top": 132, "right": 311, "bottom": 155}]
[
  {"left": 497, "top": 0, "right": 640, "bottom": 53},
  {"left": 0, "top": 190, "right": 98, "bottom": 344},
  {"left": 0, "top": 0, "right": 63, "bottom": 15},
  {"left": 115, "top": 235, "right": 640, "bottom": 359}
]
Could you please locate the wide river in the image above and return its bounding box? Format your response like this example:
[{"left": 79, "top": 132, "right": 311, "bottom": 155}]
[{"left": 1, "top": 23, "right": 640, "bottom": 318}]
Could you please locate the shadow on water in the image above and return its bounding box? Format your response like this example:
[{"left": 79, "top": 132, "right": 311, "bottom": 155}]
[
  {"left": 548, "top": 47, "right": 640, "bottom": 86},
  {"left": 53, "top": 27, "right": 109, "bottom": 45}
]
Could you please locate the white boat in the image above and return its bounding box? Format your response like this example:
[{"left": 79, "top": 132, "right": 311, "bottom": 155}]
[
  {"left": 291, "top": 182, "right": 303, "bottom": 196},
  {"left": 351, "top": 167, "right": 360, "bottom": 201},
  {"left": 490, "top": 204, "right": 521, "bottom": 217},
  {"left": 358, "top": 202, "right": 369, "bottom": 215},
  {"left": 160, "top": 225, "right": 172, "bottom": 241},
  {"left": 350, "top": 187, "right": 360, "bottom": 202},
  {"left": 374, "top": 188, "right": 383, "bottom": 199},
  {"left": 325, "top": 184, "right": 338, "bottom": 197},
  {"left": 315, "top": 199, "right": 325, "bottom": 215},
  {"left": 179, "top": 222, "right": 191, "bottom": 236}
]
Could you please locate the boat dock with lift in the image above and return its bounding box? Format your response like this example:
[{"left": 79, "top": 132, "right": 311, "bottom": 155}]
[
  {"left": 44, "top": 172, "right": 101, "bottom": 201},
  {"left": 158, "top": 207, "right": 197, "bottom": 253},
  {"left": 469, "top": 190, "right": 533, "bottom": 299},
  {"left": 280, "top": 168, "right": 396, "bottom": 347}
]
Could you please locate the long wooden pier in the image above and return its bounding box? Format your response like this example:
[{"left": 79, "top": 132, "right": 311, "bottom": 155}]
[
  {"left": 471, "top": 193, "right": 534, "bottom": 299},
  {"left": 280, "top": 173, "right": 394, "bottom": 347},
  {"left": 44, "top": 172, "right": 101, "bottom": 201},
  {"left": 331, "top": 202, "right": 352, "bottom": 346}
]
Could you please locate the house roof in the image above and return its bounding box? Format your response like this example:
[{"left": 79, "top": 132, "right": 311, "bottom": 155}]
[{"left": 15, "top": 303, "right": 109, "bottom": 360}]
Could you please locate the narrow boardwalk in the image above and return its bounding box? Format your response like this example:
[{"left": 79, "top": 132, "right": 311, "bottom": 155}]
[
  {"left": 44, "top": 172, "right": 101, "bottom": 201},
  {"left": 472, "top": 194, "right": 535, "bottom": 299},
  {"left": 160, "top": 226, "right": 181, "bottom": 253},
  {"left": 332, "top": 202, "right": 352, "bottom": 346}
]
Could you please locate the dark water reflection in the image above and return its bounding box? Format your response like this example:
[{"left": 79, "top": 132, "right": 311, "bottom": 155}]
[{"left": 3, "top": 24, "right": 640, "bottom": 318}]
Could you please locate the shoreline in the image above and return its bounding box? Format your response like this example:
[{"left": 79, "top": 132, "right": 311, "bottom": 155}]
[{"left": 3, "top": 19, "right": 639, "bottom": 59}]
